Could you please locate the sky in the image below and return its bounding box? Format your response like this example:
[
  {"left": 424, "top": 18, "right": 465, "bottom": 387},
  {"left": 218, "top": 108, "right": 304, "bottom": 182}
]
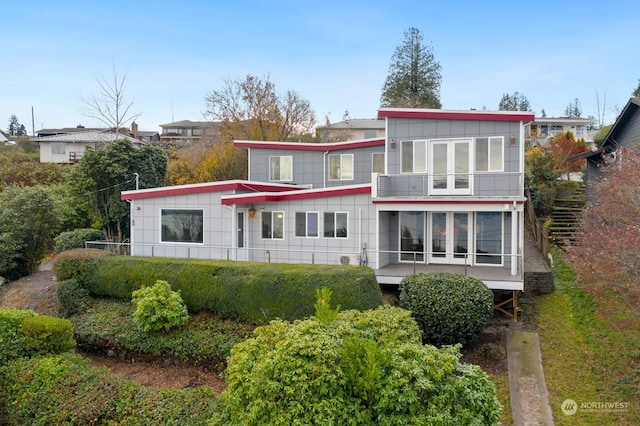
[{"left": 2, "top": 0, "right": 639, "bottom": 134}]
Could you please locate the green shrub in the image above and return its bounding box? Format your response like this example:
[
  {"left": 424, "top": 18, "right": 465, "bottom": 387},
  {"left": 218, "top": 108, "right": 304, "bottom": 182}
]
[
  {"left": 0, "top": 309, "right": 37, "bottom": 365},
  {"left": 56, "top": 278, "right": 91, "bottom": 317},
  {"left": 213, "top": 306, "right": 501, "bottom": 425},
  {"left": 132, "top": 280, "right": 189, "bottom": 333},
  {"left": 52, "top": 248, "right": 112, "bottom": 281},
  {"left": 19, "top": 316, "right": 75, "bottom": 356},
  {"left": 0, "top": 353, "right": 218, "bottom": 425},
  {"left": 399, "top": 273, "right": 494, "bottom": 346},
  {"left": 79, "top": 255, "right": 382, "bottom": 323},
  {"left": 53, "top": 228, "right": 105, "bottom": 253}
]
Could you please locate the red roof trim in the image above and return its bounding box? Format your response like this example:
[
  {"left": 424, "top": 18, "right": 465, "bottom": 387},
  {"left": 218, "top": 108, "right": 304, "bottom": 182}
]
[
  {"left": 377, "top": 109, "right": 534, "bottom": 122},
  {"left": 120, "top": 181, "right": 299, "bottom": 200},
  {"left": 234, "top": 138, "right": 385, "bottom": 151},
  {"left": 221, "top": 185, "right": 371, "bottom": 205},
  {"left": 373, "top": 199, "right": 525, "bottom": 205}
]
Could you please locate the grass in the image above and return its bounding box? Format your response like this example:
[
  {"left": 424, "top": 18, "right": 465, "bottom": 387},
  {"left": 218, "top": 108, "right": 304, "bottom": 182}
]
[{"left": 535, "top": 248, "right": 640, "bottom": 425}]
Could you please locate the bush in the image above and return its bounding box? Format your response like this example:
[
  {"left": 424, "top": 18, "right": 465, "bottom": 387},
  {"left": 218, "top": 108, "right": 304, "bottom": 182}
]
[
  {"left": 399, "top": 273, "right": 494, "bottom": 346},
  {"left": 56, "top": 278, "right": 91, "bottom": 317},
  {"left": 0, "top": 353, "right": 218, "bottom": 425},
  {"left": 53, "top": 228, "right": 105, "bottom": 253},
  {"left": 19, "top": 316, "right": 75, "bottom": 356},
  {"left": 0, "top": 309, "right": 37, "bottom": 365},
  {"left": 52, "top": 248, "right": 112, "bottom": 282},
  {"left": 132, "top": 280, "right": 189, "bottom": 333},
  {"left": 213, "top": 306, "right": 501, "bottom": 425},
  {"left": 72, "top": 255, "right": 382, "bottom": 323}
]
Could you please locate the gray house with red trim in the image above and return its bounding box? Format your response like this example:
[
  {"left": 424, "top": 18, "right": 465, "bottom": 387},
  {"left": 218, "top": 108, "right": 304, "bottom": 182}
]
[{"left": 121, "top": 108, "right": 533, "bottom": 295}]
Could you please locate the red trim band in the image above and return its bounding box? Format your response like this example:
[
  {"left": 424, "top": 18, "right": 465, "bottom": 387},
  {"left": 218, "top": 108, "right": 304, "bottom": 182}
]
[
  {"left": 222, "top": 185, "right": 372, "bottom": 205},
  {"left": 121, "top": 181, "right": 299, "bottom": 200},
  {"left": 234, "top": 138, "right": 385, "bottom": 151},
  {"left": 378, "top": 109, "right": 534, "bottom": 122}
]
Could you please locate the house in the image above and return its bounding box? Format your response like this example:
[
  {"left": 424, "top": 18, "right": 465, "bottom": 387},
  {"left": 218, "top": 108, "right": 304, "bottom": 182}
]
[
  {"left": 315, "top": 116, "right": 385, "bottom": 142},
  {"left": 36, "top": 122, "right": 159, "bottom": 143},
  {"left": 571, "top": 97, "right": 640, "bottom": 200},
  {"left": 122, "top": 108, "right": 534, "bottom": 313},
  {"left": 526, "top": 116, "right": 597, "bottom": 148},
  {"left": 31, "top": 130, "right": 143, "bottom": 163},
  {"left": 0, "top": 132, "right": 9, "bottom": 144},
  {"left": 159, "top": 120, "right": 221, "bottom": 146}
]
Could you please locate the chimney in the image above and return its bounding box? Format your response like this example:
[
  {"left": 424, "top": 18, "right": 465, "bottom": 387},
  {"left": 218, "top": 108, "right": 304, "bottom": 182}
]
[{"left": 131, "top": 121, "right": 139, "bottom": 139}]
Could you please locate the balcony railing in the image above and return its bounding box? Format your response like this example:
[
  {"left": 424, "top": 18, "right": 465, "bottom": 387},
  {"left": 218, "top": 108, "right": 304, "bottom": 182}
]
[{"left": 69, "top": 152, "right": 83, "bottom": 163}]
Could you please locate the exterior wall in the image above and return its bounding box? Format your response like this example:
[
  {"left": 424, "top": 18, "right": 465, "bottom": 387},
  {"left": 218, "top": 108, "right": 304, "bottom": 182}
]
[
  {"left": 39, "top": 142, "right": 92, "bottom": 163},
  {"left": 248, "top": 145, "right": 384, "bottom": 188}
]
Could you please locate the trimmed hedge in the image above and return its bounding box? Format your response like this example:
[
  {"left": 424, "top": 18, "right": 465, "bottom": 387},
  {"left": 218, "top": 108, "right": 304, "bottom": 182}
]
[
  {"left": 58, "top": 252, "right": 382, "bottom": 323},
  {"left": 52, "top": 248, "right": 112, "bottom": 282},
  {"left": 399, "top": 273, "right": 494, "bottom": 346},
  {"left": 0, "top": 309, "right": 74, "bottom": 365},
  {"left": 56, "top": 278, "right": 91, "bottom": 317},
  {"left": 54, "top": 228, "right": 105, "bottom": 253},
  {"left": 0, "top": 353, "right": 218, "bottom": 425}
]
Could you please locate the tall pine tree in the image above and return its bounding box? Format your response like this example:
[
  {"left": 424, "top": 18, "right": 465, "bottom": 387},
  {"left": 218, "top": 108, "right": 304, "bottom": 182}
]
[{"left": 380, "top": 27, "right": 442, "bottom": 109}]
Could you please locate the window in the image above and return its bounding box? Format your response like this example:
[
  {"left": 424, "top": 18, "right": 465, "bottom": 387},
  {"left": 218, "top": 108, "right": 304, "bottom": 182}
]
[
  {"left": 329, "top": 154, "right": 353, "bottom": 180},
  {"left": 270, "top": 156, "right": 292, "bottom": 181},
  {"left": 51, "top": 142, "right": 66, "bottom": 155},
  {"left": 401, "top": 140, "right": 427, "bottom": 173},
  {"left": 295, "top": 212, "right": 319, "bottom": 237},
  {"left": 161, "top": 209, "right": 203, "bottom": 243},
  {"left": 324, "top": 212, "right": 348, "bottom": 238},
  {"left": 475, "top": 212, "right": 502, "bottom": 264},
  {"left": 364, "top": 129, "right": 377, "bottom": 139},
  {"left": 262, "top": 211, "right": 284, "bottom": 239},
  {"left": 476, "top": 137, "right": 503, "bottom": 172},
  {"left": 192, "top": 128, "right": 202, "bottom": 136},
  {"left": 430, "top": 138, "right": 471, "bottom": 194},
  {"left": 372, "top": 152, "right": 385, "bottom": 174}
]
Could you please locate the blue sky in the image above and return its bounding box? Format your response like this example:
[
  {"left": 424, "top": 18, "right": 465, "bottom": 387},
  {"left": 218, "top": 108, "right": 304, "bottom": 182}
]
[{"left": 2, "top": 0, "right": 639, "bottom": 134}]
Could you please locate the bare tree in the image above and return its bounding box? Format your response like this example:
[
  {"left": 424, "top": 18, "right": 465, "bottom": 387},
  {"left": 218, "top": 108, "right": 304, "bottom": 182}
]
[
  {"left": 595, "top": 89, "right": 607, "bottom": 128},
  {"left": 85, "top": 66, "right": 140, "bottom": 131}
]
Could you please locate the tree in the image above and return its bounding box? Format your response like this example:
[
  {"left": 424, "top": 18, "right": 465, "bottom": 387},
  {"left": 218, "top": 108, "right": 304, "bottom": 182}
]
[
  {"left": 85, "top": 66, "right": 140, "bottom": 131},
  {"left": 204, "top": 74, "right": 316, "bottom": 142},
  {"left": 633, "top": 79, "right": 640, "bottom": 98},
  {"left": 540, "top": 108, "right": 547, "bottom": 118},
  {"left": 7, "top": 115, "right": 27, "bottom": 136},
  {"left": 0, "top": 185, "right": 59, "bottom": 280},
  {"left": 68, "top": 139, "right": 167, "bottom": 243},
  {"left": 564, "top": 98, "right": 582, "bottom": 118},
  {"left": 566, "top": 148, "right": 640, "bottom": 305},
  {"left": 498, "top": 92, "right": 530, "bottom": 111},
  {"left": 380, "top": 27, "right": 442, "bottom": 109},
  {"left": 546, "top": 131, "right": 589, "bottom": 179}
]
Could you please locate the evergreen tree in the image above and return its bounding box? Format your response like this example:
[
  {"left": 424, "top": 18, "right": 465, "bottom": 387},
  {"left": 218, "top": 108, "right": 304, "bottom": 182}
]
[
  {"left": 380, "top": 27, "right": 442, "bottom": 109},
  {"left": 498, "top": 92, "right": 530, "bottom": 111},
  {"left": 7, "top": 114, "right": 26, "bottom": 136},
  {"left": 633, "top": 79, "right": 640, "bottom": 98},
  {"left": 564, "top": 98, "right": 582, "bottom": 117}
]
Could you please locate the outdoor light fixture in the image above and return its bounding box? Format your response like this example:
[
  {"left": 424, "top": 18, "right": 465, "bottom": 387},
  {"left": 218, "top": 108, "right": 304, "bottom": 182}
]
[
  {"left": 390, "top": 139, "right": 396, "bottom": 149},
  {"left": 248, "top": 206, "right": 257, "bottom": 218},
  {"left": 510, "top": 135, "right": 516, "bottom": 144}
]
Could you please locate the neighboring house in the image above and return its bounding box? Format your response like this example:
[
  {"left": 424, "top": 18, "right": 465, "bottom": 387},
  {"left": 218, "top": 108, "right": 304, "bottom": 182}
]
[
  {"left": 36, "top": 122, "right": 159, "bottom": 143},
  {"left": 0, "top": 132, "right": 8, "bottom": 144},
  {"left": 526, "top": 116, "right": 597, "bottom": 148},
  {"left": 316, "top": 117, "right": 385, "bottom": 142},
  {"left": 122, "top": 108, "right": 534, "bottom": 313},
  {"left": 31, "top": 131, "right": 143, "bottom": 163},
  {"left": 159, "top": 120, "right": 221, "bottom": 146},
  {"left": 572, "top": 97, "right": 640, "bottom": 200}
]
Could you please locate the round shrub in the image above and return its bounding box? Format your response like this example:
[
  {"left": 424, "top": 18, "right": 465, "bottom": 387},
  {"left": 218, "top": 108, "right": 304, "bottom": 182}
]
[
  {"left": 19, "top": 316, "right": 75, "bottom": 356},
  {"left": 56, "top": 278, "right": 91, "bottom": 317},
  {"left": 399, "top": 273, "right": 494, "bottom": 346},
  {"left": 0, "top": 309, "right": 38, "bottom": 365},
  {"left": 54, "top": 228, "right": 105, "bottom": 253},
  {"left": 213, "top": 306, "right": 501, "bottom": 424},
  {"left": 132, "top": 280, "right": 189, "bottom": 333}
]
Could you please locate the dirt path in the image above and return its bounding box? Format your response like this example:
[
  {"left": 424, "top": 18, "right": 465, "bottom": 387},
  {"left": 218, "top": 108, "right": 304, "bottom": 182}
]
[{"left": 0, "top": 264, "right": 227, "bottom": 392}]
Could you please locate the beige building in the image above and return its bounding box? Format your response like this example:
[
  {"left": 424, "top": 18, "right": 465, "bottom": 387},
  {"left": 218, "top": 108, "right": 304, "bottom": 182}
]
[{"left": 159, "top": 120, "right": 221, "bottom": 146}]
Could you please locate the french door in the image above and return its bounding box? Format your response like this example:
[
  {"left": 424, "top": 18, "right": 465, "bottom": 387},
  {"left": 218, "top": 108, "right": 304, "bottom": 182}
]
[
  {"left": 399, "top": 211, "right": 425, "bottom": 262},
  {"left": 429, "top": 212, "right": 470, "bottom": 264},
  {"left": 429, "top": 139, "right": 471, "bottom": 195}
]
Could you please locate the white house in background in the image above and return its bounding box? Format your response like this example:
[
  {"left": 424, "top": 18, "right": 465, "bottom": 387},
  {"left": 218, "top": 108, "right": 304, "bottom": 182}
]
[
  {"left": 526, "top": 116, "right": 597, "bottom": 148},
  {"left": 121, "top": 108, "right": 534, "bottom": 315},
  {"left": 32, "top": 131, "right": 143, "bottom": 163},
  {"left": 315, "top": 117, "right": 385, "bottom": 142}
]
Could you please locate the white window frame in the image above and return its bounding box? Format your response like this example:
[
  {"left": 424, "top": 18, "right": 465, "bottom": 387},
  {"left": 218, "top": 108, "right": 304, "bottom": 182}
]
[
  {"left": 401, "top": 140, "right": 427, "bottom": 173},
  {"left": 323, "top": 212, "right": 349, "bottom": 238},
  {"left": 160, "top": 208, "right": 204, "bottom": 244},
  {"left": 51, "top": 142, "right": 66, "bottom": 155},
  {"left": 474, "top": 212, "right": 504, "bottom": 266},
  {"left": 269, "top": 156, "right": 292, "bottom": 181},
  {"left": 475, "top": 136, "right": 504, "bottom": 172},
  {"left": 372, "top": 152, "right": 385, "bottom": 174},
  {"left": 428, "top": 138, "right": 472, "bottom": 195},
  {"left": 328, "top": 154, "right": 354, "bottom": 180},
  {"left": 295, "top": 211, "right": 319, "bottom": 238}
]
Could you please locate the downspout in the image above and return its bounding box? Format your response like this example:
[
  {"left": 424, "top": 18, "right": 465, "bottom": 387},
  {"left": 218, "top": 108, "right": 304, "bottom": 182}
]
[
  {"left": 323, "top": 150, "right": 329, "bottom": 188},
  {"left": 358, "top": 208, "right": 362, "bottom": 258},
  {"left": 223, "top": 205, "right": 235, "bottom": 261},
  {"left": 511, "top": 201, "right": 518, "bottom": 276}
]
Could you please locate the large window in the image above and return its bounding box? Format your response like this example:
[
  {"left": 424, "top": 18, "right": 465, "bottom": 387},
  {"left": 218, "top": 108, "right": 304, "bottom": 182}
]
[
  {"left": 476, "top": 137, "right": 504, "bottom": 172},
  {"left": 429, "top": 138, "right": 471, "bottom": 195},
  {"left": 51, "top": 142, "right": 66, "bottom": 155},
  {"left": 401, "top": 140, "right": 427, "bottom": 173},
  {"left": 329, "top": 154, "right": 354, "bottom": 180},
  {"left": 270, "top": 156, "right": 292, "bottom": 181},
  {"left": 295, "top": 212, "right": 319, "bottom": 237},
  {"left": 324, "top": 212, "right": 348, "bottom": 238},
  {"left": 475, "top": 212, "right": 503, "bottom": 264},
  {"left": 372, "top": 152, "right": 385, "bottom": 174},
  {"left": 262, "top": 211, "right": 284, "bottom": 239},
  {"left": 161, "top": 209, "right": 203, "bottom": 243}
]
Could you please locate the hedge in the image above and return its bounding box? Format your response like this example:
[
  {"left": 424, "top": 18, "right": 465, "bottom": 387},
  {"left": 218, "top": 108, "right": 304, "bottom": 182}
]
[
  {"left": 0, "top": 353, "right": 218, "bottom": 425},
  {"left": 53, "top": 228, "right": 105, "bottom": 253},
  {"left": 57, "top": 252, "right": 383, "bottom": 323}
]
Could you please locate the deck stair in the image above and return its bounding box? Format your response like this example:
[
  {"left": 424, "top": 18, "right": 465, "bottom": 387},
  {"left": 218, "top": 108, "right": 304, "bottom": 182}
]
[{"left": 548, "top": 183, "right": 586, "bottom": 244}]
